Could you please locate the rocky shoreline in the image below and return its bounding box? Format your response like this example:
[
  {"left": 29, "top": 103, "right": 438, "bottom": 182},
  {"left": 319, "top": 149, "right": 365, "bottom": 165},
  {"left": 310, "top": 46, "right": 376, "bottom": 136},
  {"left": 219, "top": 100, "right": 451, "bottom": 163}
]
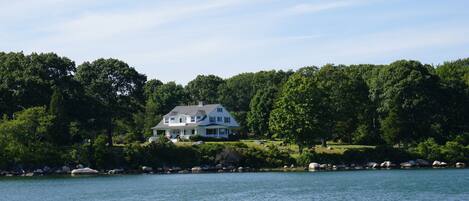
[{"left": 0, "top": 160, "right": 466, "bottom": 177}]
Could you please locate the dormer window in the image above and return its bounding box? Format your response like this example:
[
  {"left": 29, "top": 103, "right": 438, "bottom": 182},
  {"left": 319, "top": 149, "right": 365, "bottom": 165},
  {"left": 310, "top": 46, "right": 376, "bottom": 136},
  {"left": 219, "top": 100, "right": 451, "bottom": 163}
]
[
  {"left": 164, "top": 117, "right": 169, "bottom": 123},
  {"left": 217, "top": 116, "right": 222, "bottom": 122},
  {"left": 209, "top": 116, "right": 216, "bottom": 123},
  {"left": 191, "top": 116, "right": 195, "bottom": 122},
  {"left": 224, "top": 117, "right": 231, "bottom": 123},
  {"left": 217, "top": 108, "right": 223, "bottom": 112}
]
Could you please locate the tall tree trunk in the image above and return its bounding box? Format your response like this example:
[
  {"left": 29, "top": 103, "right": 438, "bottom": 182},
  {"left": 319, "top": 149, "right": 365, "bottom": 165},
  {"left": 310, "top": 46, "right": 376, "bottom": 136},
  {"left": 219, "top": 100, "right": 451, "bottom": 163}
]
[
  {"left": 107, "top": 118, "right": 113, "bottom": 146},
  {"left": 321, "top": 138, "right": 327, "bottom": 147}
]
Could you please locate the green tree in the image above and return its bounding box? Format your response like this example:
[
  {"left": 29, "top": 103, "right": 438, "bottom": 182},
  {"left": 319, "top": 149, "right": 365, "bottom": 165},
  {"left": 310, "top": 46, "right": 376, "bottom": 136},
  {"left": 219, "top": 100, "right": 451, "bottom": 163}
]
[
  {"left": 375, "top": 60, "right": 441, "bottom": 146},
  {"left": 49, "top": 87, "right": 70, "bottom": 145},
  {"left": 269, "top": 67, "right": 331, "bottom": 153},
  {"left": 247, "top": 86, "right": 278, "bottom": 137},
  {"left": 0, "top": 107, "right": 62, "bottom": 168},
  {"left": 143, "top": 82, "right": 188, "bottom": 136},
  {"left": 76, "top": 58, "right": 147, "bottom": 146},
  {"left": 186, "top": 75, "right": 224, "bottom": 104},
  {"left": 0, "top": 52, "right": 76, "bottom": 116},
  {"left": 435, "top": 59, "right": 469, "bottom": 140}
]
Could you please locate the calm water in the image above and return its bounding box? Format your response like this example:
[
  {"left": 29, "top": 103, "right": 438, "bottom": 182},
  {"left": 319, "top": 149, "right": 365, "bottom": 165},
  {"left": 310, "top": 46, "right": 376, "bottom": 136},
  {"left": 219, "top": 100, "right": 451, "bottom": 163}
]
[{"left": 1, "top": 169, "right": 468, "bottom": 201}]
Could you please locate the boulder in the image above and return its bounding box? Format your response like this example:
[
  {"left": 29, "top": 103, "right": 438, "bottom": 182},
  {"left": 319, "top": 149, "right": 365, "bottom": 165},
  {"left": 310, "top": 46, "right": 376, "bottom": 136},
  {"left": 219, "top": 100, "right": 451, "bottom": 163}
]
[
  {"left": 400, "top": 162, "right": 413, "bottom": 168},
  {"left": 432, "top": 161, "right": 441, "bottom": 167},
  {"left": 141, "top": 166, "right": 153, "bottom": 173},
  {"left": 61, "top": 166, "right": 71, "bottom": 173},
  {"left": 308, "top": 163, "right": 320, "bottom": 171},
  {"left": 440, "top": 162, "right": 448, "bottom": 167},
  {"left": 455, "top": 162, "right": 466, "bottom": 168},
  {"left": 148, "top": 136, "right": 158, "bottom": 143},
  {"left": 290, "top": 164, "right": 295, "bottom": 168},
  {"left": 71, "top": 168, "right": 98, "bottom": 175},
  {"left": 215, "top": 164, "right": 223, "bottom": 169},
  {"left": 24, "top": 172, "right": 35, "bottom": 177},
  {"left": 76, "top": 164, "right": 84, "bottom": 169},
  {"left": 380, "top": 161, "right": 395, "bottom": 168},
  {"left": 42, "top": 166, "right": 51, "bottom": 173},
  {"left": 319, "top": 164, "right": 327, "bottom": 169},
  {"left": 354, "top": 166, "right": 364, "bottom": 170},
  {"left": 108, "top": 169, "right": 124, "bottom": 174},
  {"left": 283, "top": 165, "right": 288, "bottom": 169},
  {"left": 366, "top": 162, "right": 378, "bottom": 168},
  {"left": 192, "top": 141, "right": 205, "bottom": 145},
  {"left": 238, "top": 167, "right": 244, "bottom": 172},
  {"left": 416, "top": 159, "right": 430, "bottom": 167},
  {"left": 191, "top": 166, "right": 202, "bottom": 173},
  {"left": 33, "top": 169, "right": 44, "bottom": 174}
]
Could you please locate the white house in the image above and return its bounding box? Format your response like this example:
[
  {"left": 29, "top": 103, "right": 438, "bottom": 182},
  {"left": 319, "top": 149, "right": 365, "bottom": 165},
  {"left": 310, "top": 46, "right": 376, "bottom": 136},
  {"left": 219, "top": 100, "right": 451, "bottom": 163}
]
[{"left": 152, "top": 102, "right": 239, "bottom": 140}]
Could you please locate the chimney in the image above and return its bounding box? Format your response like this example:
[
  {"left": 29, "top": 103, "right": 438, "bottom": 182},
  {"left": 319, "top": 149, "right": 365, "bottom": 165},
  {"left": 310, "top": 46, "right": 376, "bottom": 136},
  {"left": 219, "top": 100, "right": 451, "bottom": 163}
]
[{"left": 198, "top": 101, "right": 204, "bottom": 107}]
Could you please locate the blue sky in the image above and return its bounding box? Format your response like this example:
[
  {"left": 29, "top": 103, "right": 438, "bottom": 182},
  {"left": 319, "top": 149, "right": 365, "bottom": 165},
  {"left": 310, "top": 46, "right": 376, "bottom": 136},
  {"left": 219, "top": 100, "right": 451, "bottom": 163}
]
[{"left": 1, "top": 0, "right": 469, "bottom": 84}]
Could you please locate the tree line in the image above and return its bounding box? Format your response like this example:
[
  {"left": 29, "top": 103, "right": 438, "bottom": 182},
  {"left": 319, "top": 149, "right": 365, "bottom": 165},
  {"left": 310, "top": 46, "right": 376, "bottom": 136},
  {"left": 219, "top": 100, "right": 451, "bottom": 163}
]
[{"left": 0, "top": 52, "right": 468, "bottom": 169}]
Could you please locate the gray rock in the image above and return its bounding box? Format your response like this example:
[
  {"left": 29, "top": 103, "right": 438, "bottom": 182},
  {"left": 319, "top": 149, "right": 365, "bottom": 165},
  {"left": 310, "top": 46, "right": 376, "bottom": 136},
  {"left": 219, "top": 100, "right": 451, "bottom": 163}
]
[
  {"left": 416, "top": 159, "right": 430, "bottom": 166},
  {"left": 400, "top": 162, "right": 413, "bottom": 168},
  {"left": 33, "top": 169, "right": 44, "bottom": 174},
  {"left": 191, "top": 166, "right": 202, "bottom": 173},
  {"left": 61, "top": 166, "right": 71, "bottom": 173},
  {"left": 308, "top": 163, "right": 320, "bottom": 171},
  {"left": 141, "top": 166, "right": 153, "bottom": 173},
  {"left": 380, "top": 161, "right": 395, "bottom": 168},
  {"left": 148, "top": 136, "right": 158, "bottom": 143},
  {"left": 192, "top": 141, "right": 205, "bottom": 145},
  {"left": 108, "top": 169, "right": 124, "bottom": 174},
  {"left": 24, "top": 172, "right": 35, "bottom": 177},
  {"left": 71, "top": 168, "right": 98, "bottom": 175},
  {"left": 456, "top": 162, "right": 466, "bottom": 168},
  {"left": 215, "top": 164, "right": 223, "bottom": 169}
]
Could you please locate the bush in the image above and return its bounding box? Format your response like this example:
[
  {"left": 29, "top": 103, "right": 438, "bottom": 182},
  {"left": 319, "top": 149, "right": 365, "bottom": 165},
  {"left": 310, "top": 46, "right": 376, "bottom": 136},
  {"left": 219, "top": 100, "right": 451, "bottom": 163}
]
[
  {"left": 189, "top": 135, "right": 239, "bottom": 142},
  {"left": 297, "top": 146, "right": 415, "bottom": 166},
  {"left": 414, "top": 138, "right": 469, "bottom": 163},
  {"left": 415, "top": 138, "right": 442, "bottom": 161},
  {"left": 195, "top": 143, "right": 226, "bottom": 165}
]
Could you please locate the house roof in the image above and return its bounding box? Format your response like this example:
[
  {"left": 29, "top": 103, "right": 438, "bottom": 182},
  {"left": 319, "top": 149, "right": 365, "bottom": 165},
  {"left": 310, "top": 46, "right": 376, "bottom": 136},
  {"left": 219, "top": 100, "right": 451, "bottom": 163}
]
[
  {"left": 164, "top": 104, "right": 220, "bottom": 117},
  {"left": 152, "top": 104, "right": 223, "bottom": 129}
]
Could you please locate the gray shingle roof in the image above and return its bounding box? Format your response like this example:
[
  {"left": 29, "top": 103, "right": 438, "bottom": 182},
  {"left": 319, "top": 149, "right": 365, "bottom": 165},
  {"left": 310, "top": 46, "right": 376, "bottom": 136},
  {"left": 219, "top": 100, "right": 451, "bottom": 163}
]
[
  {"left": 164, "top": 104, "right": 220, "bottom": 117},
  {"left": 152, "top": 104, "right": 221, "bottom": 129}
]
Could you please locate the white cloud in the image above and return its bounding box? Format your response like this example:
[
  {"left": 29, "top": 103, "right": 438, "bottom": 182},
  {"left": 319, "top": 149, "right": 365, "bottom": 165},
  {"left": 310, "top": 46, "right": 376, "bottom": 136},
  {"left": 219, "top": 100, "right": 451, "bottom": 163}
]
[{"left": 284, "top": 0, "right": 366, "bottom": 15}]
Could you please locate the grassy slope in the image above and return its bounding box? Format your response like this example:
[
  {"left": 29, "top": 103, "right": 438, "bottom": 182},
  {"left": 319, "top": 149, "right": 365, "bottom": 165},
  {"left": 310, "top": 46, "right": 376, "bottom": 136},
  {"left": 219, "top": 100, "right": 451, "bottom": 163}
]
[{"left": 176, "top": 140, "right": 375, "bottom": 159}]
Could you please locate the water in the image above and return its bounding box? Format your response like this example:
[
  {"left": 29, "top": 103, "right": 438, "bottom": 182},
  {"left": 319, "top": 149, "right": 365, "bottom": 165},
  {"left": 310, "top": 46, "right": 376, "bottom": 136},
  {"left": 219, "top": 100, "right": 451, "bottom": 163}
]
[{"left": 0, "top": 169, "right": 468, "bottom": 201}]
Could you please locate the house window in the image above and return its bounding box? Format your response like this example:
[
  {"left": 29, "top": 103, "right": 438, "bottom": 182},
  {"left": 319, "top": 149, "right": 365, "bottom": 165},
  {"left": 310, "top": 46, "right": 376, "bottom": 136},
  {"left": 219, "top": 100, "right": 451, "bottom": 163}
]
[
  {"left": 224, "top": 117, "right": 230, "bottom": 123},
  {"left": 191, "top": 116, "right": 195, "bottom": 122},
  {"left": 219, "top": 128, "right": 226, "bottom": 134},
  {"left": 197, "top": 116, "right": 201, "bottom": 119},
  {"left": 209, "top": 116, "right": 216, "bottom": 123},
  {"left": 192, "top": 129, "right": 196, "bottom": 134},
  {"left": 164, "top": 117, "right": 169, "bottom": 123},
  {"left": 217, "top": 108, "right": 223, "bottom": 112},
  {"left": 179, "top": 118, "right": 183, "bottom": 123},
  {"left": 217, "top": 116, "right": 222, "bottom": 122},
  {"left": 170, "top": 117, "right": 175, "bottom": 121},
  {"left": 206, "top": 128, "right": 217, "bottom": 135}
]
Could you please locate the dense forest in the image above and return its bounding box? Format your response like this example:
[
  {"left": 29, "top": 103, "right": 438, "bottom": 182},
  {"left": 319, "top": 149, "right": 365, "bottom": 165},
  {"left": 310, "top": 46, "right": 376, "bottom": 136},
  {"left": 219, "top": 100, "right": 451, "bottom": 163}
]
[{"left": 0, "top": 52, "right": 468, "bottom": 171}]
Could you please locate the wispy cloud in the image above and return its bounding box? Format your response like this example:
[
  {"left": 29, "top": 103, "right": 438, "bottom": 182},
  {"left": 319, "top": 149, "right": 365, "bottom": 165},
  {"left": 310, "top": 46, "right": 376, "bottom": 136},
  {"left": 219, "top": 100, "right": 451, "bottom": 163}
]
[{"left": 284, "top": 0, "right": 365, "bottom": 15}]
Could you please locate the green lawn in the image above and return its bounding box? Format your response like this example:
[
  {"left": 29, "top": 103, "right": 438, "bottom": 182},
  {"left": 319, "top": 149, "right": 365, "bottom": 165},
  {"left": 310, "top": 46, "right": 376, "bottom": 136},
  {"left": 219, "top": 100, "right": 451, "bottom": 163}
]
[{"left": 175, "top": 139, "right": 375, "bottom": 158}]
